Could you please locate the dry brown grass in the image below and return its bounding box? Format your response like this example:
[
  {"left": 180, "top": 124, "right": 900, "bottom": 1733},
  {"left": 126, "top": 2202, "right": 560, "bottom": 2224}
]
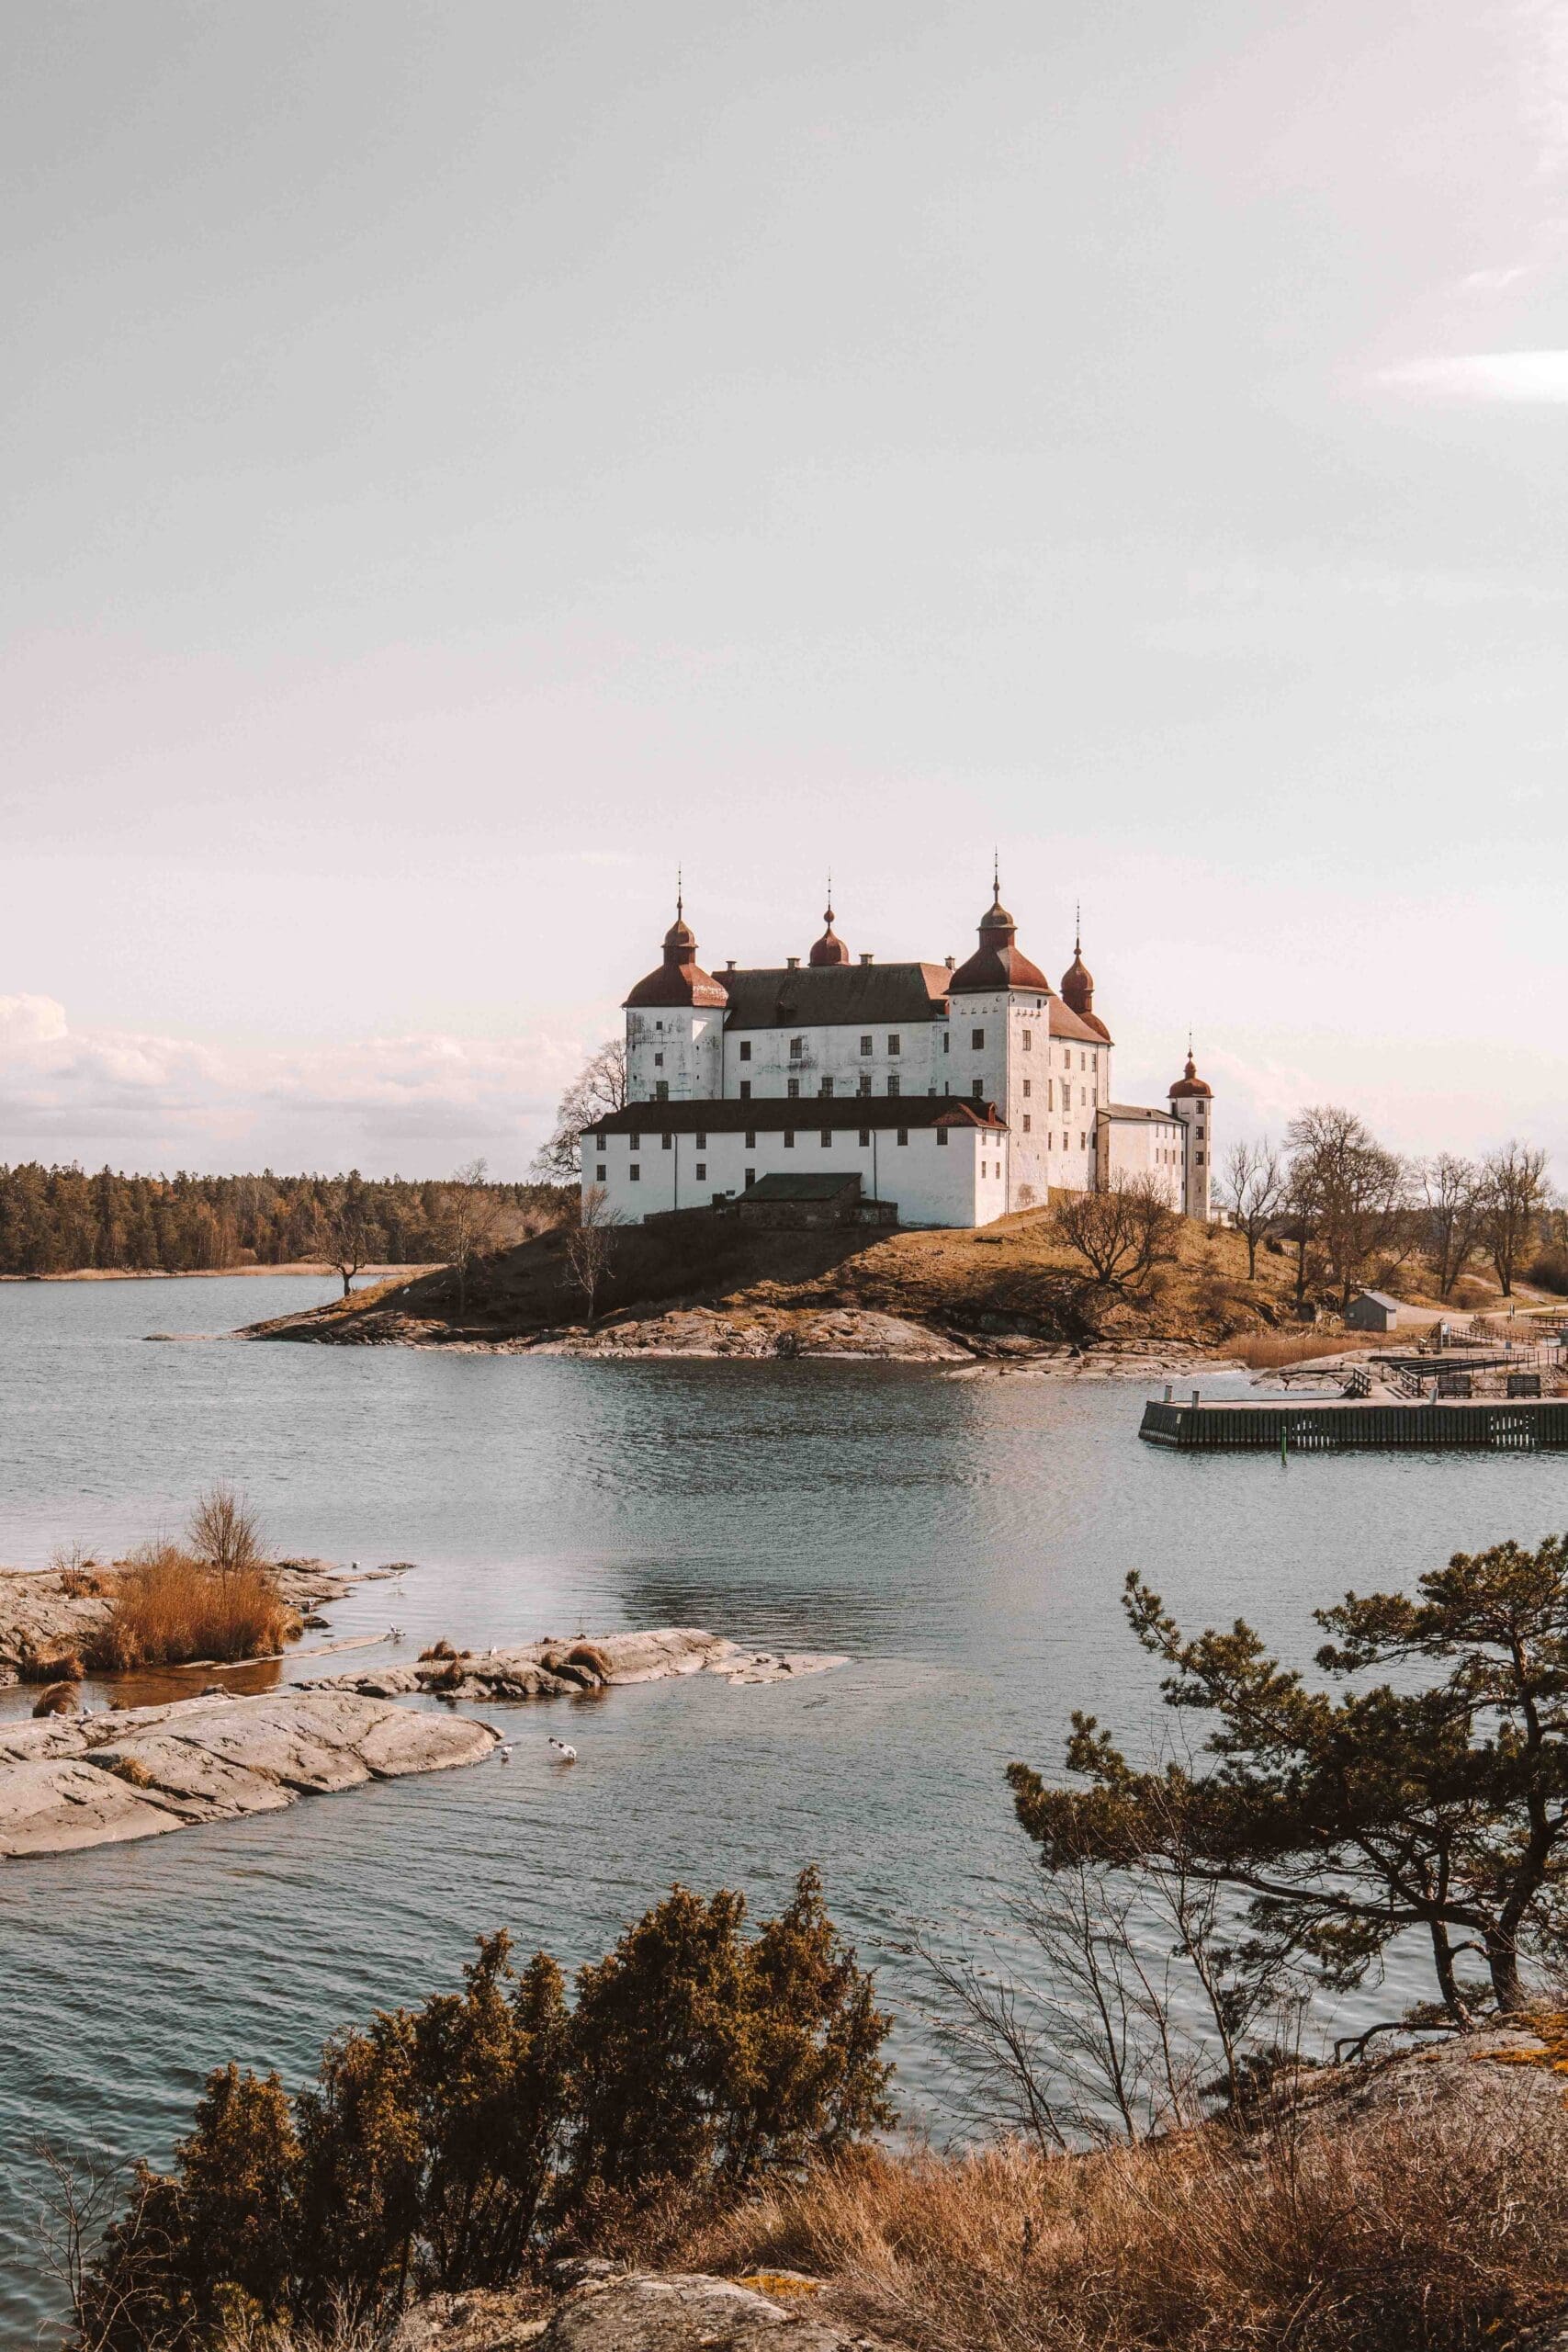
[
  {"left": 1223, "top": 1329, "right": 1388, "bottom": 1371},
  {"left": 86, "top": 1544, "right": 298, "bottom": 1671},
  {"left": 682, "top": 2092, "right": 1568, "bottom": 2352}
]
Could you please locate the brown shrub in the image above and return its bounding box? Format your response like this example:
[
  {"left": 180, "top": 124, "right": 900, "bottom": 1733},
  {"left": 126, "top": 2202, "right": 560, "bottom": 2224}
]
[
  {"left": 422, "top": 1658, "right": 467, "bottom": 1691},
  {"left": 567, "top": 1641, "right": 614, "bottom": 1677},
  {"left": 420, "top": 1638, "right": 457, "bottom": 1660},
  {"left": 112, "top": 1756, "right": 155, "bottom": 1787},
  {"left": 688, "top": 2090, "right": 1568, "bottom": 2352},
  {"left": 31, "top": 1680, "right": 80, "bottom": 1718},
  {"left": 186, "top": 1481, "right": 266, "bottom": 1577},
  {"left": 1224, "top": 1329, "right": 1385, "bottom": 1371},
  {"left": 86, "top": 1544, "right": 297, "bottom": 1671},
  {"left": 56, "top": 1567, "right": 107, "bottom": 1599}
]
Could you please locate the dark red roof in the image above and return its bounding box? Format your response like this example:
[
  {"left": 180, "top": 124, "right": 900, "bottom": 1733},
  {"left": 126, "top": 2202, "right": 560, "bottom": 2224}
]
[
  {"left": 1059, "top": 947, "right": 1110, "bottom": 1041},
  {"left": 808, "top": 901, "right": 850, "bottom": 967},
  {"left": 593, "top": 1095, "right": 1006, "bottom": 1135},
  {"left": 624, "top": 907, "right": 729, "bottom": 1011},
  {"left": 1168, "top": 1055, "right": 1211, "bottom": 1100},
  {"left": 948, "top": 893, "right": 1050, "bottom": 996}
]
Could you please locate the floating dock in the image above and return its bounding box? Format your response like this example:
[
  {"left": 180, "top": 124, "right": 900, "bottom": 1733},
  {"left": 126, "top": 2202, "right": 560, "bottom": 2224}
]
[{"left": 1139, "top": 1396, "right": 1568, "bottom": 1453}]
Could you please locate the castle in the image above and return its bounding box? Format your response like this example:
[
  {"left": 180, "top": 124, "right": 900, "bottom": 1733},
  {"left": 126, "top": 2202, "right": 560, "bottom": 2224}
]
[{"left": 583, "top": 876, "right": 1213, "bottom": 1231}]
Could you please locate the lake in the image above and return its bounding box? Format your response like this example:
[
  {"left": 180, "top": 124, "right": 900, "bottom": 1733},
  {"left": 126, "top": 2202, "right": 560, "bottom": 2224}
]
[{"left": 3, "top": 1272, "right": 1565, "bottom": 2339}]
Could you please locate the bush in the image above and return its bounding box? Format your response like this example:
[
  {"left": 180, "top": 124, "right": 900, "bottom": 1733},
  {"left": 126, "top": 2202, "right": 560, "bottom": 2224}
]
[
  {"left": 1529, "top": 1248, "right": 1568, "bottom": 1297},
  {"left": 86, "top": 1546, "right": 297, "bottom": 1672},
  {"left": 78, "top": 1871, "right": 891, "bottom": 2347}
]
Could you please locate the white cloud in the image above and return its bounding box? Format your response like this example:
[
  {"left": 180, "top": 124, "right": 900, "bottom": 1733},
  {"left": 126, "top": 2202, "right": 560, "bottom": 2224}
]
[
  {"left": 0, "top": 999, "right": 590, "bottom": 1176},
  {"left": 1375, "top": 349, "right": 1568, "bottom": 401}
]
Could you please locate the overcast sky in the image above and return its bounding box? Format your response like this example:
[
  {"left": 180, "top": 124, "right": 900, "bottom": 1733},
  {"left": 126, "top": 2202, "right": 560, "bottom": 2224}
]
[{"left": 3, "top": 0, "right": 1565, "bottom": 1178}]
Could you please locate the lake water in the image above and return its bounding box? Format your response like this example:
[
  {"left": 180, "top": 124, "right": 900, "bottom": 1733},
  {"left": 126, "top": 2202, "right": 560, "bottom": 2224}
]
[{"left": 3, "top": 1272, "right": 1566, "bottom": 2340}]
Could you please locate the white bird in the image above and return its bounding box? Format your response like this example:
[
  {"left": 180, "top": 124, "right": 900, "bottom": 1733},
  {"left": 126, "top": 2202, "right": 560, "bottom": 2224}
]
[
  {"left": 499, "top": 1744, "right": 513, "bottom": 1762},
  {"left": 388, "top": 1624, "right": 405, "bottom": 1643},
  {"left": 547, "top": 1736, "right": 577, "bottom": 1763}
]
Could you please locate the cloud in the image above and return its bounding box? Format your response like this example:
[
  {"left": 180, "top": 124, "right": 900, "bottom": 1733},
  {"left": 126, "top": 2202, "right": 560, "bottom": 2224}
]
[
  {"left": 0, "top": 999, "right": 592, "bottom": 1175},
  {"left": 1375, "top": 350, "right": 1568, "bottom": 401}
]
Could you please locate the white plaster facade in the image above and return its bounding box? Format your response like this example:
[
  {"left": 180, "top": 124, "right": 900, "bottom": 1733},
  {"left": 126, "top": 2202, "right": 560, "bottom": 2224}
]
[{"left": 593, "top": 888, "right": 1213, "bottom": 1232}]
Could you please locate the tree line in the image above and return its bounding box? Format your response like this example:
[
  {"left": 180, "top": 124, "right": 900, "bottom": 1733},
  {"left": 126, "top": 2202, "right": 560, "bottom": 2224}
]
[
  {"left": 1224, "top": 1109, "right": 1560, "bottom": 1306},
  {"left": 0, "top": 1163, "right": 566, "bottom": 1283}
]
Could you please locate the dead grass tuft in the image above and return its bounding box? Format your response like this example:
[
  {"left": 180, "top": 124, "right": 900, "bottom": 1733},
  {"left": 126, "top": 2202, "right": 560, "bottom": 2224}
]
[
  {"left": 682, "top": 2092, "right": 1568, "bottom": 2352},
  {"left": 17, "top": 1645, "right": 85, "bottom": 1685},
  {"left": 32, "top": 1679, "right": 81, "bottom": 1718},
  {"left": 1224, "top": 1329, "right": 1385, "bottom": 1371},
  {"left": 86, "top": 1544, "right": 298, "bottom": 1671},
  {"left": 111, "top": 1755, "right": 155, "bottom": 1788}
]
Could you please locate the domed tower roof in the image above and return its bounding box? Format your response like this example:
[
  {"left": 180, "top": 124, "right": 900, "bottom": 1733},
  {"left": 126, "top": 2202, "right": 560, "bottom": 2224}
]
[
  {"left": 947, "top": 865, "right": 1049, "bottom": 996},
  {"left": 808, "top": 893, "right": 850, "bottom": 967},
  {"left": 1168, "top": 1052, "right": 1212, "bottom": 1101},
  {"left": 623, "top": 888, "right": 729, "bottom": 1011},
  {"left": 1059, "top": 910, "right": 1111, "bottom": 1041}
]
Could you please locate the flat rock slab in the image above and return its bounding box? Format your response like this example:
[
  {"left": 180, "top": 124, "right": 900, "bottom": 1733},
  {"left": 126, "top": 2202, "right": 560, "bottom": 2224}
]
[
  {"left": 538, "top": 2271, "right": 899, "bottom": 2350},
  {"left": 0, "top": 1689, "right": 496, "bottom": 1857},
  {"left": 313, "top": 1628, "right": 847, "bottom": 1705}
]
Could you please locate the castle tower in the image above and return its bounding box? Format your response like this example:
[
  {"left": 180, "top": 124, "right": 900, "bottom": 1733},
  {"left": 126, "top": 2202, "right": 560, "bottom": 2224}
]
[
  {"left": 623, "top": 888, "right": 728, "bottom": 1103},
  {"left": 1168, "top": 1049, "right": 1213, "bottom": 1221}
]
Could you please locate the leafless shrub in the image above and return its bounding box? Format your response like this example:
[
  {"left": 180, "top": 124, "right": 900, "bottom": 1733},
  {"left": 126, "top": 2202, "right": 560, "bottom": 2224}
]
[
  {"left": 1050, "top": 1176, "right": 1180, "bottom": 1293},
  {"left": 187, "top": 1483, "right": 265, "bottom": 1577},
  {"left": 562, "top": 1186, "right": 625, "bottom": 1325}
]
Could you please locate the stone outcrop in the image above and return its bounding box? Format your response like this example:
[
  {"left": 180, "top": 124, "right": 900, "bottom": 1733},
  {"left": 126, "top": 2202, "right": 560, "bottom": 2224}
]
[
  {"left": 387, "top": 2267, "right": 901, "bottom": 2351},
  {"left": 312, "top": 1627, "right": 847, "bottom": 1704},
  {"left": 0, "top": 1688, "right": 496, "bottom": 1857},
  {"left": 0, "top": 1558, "right": 369, "bottom": 1687}
]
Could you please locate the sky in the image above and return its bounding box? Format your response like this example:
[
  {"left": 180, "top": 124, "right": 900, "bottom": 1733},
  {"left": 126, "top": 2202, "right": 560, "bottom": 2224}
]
[{"left": 3, "top": 0, "right": 1566, "bottom": 1179}]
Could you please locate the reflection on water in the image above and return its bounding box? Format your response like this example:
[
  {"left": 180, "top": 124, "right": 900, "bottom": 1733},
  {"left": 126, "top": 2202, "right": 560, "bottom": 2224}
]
[{"left": 4, "top": 1273, "right": 1568, "bottom": 2336}]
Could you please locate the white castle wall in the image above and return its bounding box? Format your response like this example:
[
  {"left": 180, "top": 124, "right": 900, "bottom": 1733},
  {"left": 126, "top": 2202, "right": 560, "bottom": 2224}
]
[{"left": 585, "top": 1121, "right": 1008, "bottom": 1229}]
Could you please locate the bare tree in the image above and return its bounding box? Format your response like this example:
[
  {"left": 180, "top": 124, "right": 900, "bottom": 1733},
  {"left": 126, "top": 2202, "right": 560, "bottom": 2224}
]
[
  {"left": 187, "top": 1482, "right": 265, "bottom": 1577},
  {"left": 1221, "top": 1137, "right": 1285, "bottom": 1281},
  {"left": 533, "top": 1040, "right": 628, "bottom": 1182},
  {"left": 1050, "top": 1174, "right": 1179, "bottom": 1293},
  {"left": 316, "top": 1182, "right": 372, "bottom": 1297},
  {"left": 561, "top": 1186, "right": 624, "bottom": 1327},
  {"left": 439, "top": 1158, "right": 507, "bottom": 1319},
  {"left": 1286, "top": 1104, "right": 1411, "bottom": 1313},
  {"left": 1481, "top": 1141, "right": 1554, "bottom": 1297},
  {"left": 1419, "top": 1154, "right": 1487, "bottom": 1301}
]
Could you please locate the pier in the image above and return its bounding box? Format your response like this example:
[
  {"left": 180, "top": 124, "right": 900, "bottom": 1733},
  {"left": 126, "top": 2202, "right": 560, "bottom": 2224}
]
[{"left": 1140, "top": 1395, "right": 1568, "bottom": 1453}]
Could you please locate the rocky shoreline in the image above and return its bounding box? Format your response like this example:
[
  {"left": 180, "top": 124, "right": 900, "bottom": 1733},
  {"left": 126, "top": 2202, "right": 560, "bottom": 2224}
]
[
  {"left": 0, "top": 1688, "right": 497, "bottom": 1857},
  {"left": 313, "top": 1626, "right": 848, "bottom": 1703}
]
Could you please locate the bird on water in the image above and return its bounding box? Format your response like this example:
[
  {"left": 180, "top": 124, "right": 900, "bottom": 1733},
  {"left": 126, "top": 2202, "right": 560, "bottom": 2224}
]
[{"left": 547, "top": 1736, "right": 577, "bottom": 1763}]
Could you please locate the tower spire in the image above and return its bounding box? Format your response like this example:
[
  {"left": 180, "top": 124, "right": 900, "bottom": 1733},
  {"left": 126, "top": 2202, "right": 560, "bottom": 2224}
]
[
  {"left": 992, "top": 846, "right": 1000, "bottom": 899},
  {"left": 1076, "top": 899, "right": 1081, "bottom": 956},
  {"left": 676, "top": 865, "right": 683, "bottom": 922}
]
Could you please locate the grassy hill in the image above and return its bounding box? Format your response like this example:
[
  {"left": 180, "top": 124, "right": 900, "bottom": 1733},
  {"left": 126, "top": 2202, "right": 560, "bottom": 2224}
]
[{"left": 244, "top": 1199, "right": 1345, "bottom": 1359}]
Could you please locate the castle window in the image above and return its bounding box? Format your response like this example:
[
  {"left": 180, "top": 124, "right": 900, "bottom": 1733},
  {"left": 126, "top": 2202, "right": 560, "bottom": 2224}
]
[
  {"left": 661, "top": 1133, "right": 672, "bottom": 1150},
  {"left": 820, "top": 1077, "right": 834, "bottom": 1097},
  {"left": 1196, "top": 1151, "right": 1205, "bottom": 1165},
  {"left": 656, "top": 1080, "right": 669, "bottom": 1101},
  {"left": 655, "top": 1021, "right": 663, "bottom": 1032},
  {"left": 897, "top": 1129, "right": 908, "bottom": 1146},
  {"left": 787, "top": 1078, "right": 800, "bottom": 1099},
  {"left": 744, "top": 1168, "right": 755, "bottom": 1187},
  {"left": 1022, "top": 1115, "right": 1032, "bottom": 1134},
  {"left": 695, "top": 1162, "right": 706, "bottom": 1181},
  {"left": 739, "top": 1040, "right": 751, "bottom": 1062},
  {"left": 653, "top": 1052, "right": 663, "bottom": 1068},
  {"left": 739, "top": 1080, "right": 751, "bottom": 1100},
  {"left": 936, "top": 1128, "right": 949, "bottom": 1147},
  {"left": 887, "top": 1034, "right": 901, "bottom": 1055},
  {"left": 595, "top": 1163, "right": 606, "bottom": 1182},
  {"left": 629, "top": 1164, "right": 640, "bottom": 1182},
  {"left": 745, "top": 1129, "right": 757, "bottom": 1148},
  {"left": 784, "top": 1130, "right": 795, "bottom": 1148},
  {"left": 971, "top": 1027, "right": 985, "bottom": 1050},
  {"left": 1022, "top": 1079, "right": 1032, "bottom": 1099},
  {"left": 859, "top": 1128, "right": 871, "bottom": 1146},
  {"left": 971, "top": 1080, "right": 984, "bottom": 1102},
  {"left": 629, "top": 1133, "right": 641, "bottom": 1150},
  {"left": 1047, "top": 1080, "right": 1055, "bottom": 1110},
  {"left": 942, "top": 1033, "right": 950, "bottom": 1053},
  {"left": 859, "top": 1034, "right": 873, "bottom": 1055},
  {"left": 858, "top": 1074, "right": 872, "bottom": 1096},
  {"left": 820, "top": 1129, "right": 831, "bottom": 1148},
  {"left": 696, "top": 1131, "right": 707, "bottom": 1148},
  {"left": 790, "top": 1035, "right": 805, "bottom": 1060},
  {"left": 1080, "top": 1132, "right": 1087, "bottom": 1150},
  {"left": 1022, "top": 1030, "right": 1032, "bottom": 1051},
  {"left": 887, "top": 1075, "right": 900, "bottom": 1097}
]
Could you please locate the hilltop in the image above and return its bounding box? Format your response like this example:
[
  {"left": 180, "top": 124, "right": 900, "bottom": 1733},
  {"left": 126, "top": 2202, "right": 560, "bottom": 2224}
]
[{"left": 241, "top": 1201, "right": 1327, "bottom": 1366}]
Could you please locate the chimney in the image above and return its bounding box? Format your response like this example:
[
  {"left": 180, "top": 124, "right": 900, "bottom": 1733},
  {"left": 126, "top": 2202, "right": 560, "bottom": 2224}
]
[
  {"left": 859, "top": 952, "right": 874, "bottom": 966},
  {"left": 786, "top": 955, "right": 800, "bottom": 969},
  {"left": 726, "top": 958, "right": 736, "bottom": 970},
  {"left": 945, "top": 955, "right": 955, "bottom": 970}
]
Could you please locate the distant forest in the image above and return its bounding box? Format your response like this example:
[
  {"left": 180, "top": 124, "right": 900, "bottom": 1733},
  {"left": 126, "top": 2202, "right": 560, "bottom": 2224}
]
[{"left": 0, "top": 1163, "right": 565, "bottom": 1277}]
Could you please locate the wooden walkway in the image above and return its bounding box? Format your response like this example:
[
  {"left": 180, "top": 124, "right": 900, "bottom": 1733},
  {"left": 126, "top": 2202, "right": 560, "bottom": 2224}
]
[{"left": 1139, "top": 1396, "right": 1568, "bottom": 1453}]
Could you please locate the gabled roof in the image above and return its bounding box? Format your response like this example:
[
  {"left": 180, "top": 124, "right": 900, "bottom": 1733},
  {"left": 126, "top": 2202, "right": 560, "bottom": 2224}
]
[
  {"left": 721, "top": 963, "right": 952, "bottom": 1032},
  {"left": 1050, "top": 999, "right": 1111, "bottom": 1046},
  {"left": 1101, "top": 1102, "right": 1182, "bottom": 1124},
  {"left": 592, "top": 1096, "right": 1006, "bottom": 1136},
  {"left": 743, "top": 1172, "right": 861, "bottom": 1202}
]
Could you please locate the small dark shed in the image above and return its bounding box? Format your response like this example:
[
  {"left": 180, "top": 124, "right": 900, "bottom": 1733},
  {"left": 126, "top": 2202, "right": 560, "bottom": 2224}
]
[
  {"left": 1345, "top": 1290, "right": 1403, "bottom": 1333},
  {"left": 736, "top": 1172, "right": 894, "bottom": 1230}
]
